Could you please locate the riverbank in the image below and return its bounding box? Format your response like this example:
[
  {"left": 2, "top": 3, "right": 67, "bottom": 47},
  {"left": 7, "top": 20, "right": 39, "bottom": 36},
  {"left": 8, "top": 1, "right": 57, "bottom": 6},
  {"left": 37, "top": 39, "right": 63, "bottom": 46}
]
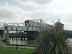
[
  {"left": 0, "top": 47, "right": 35, "bottom": 54},
  {"left": 6, "top": 45, "right": 35, "bottom": 49}
]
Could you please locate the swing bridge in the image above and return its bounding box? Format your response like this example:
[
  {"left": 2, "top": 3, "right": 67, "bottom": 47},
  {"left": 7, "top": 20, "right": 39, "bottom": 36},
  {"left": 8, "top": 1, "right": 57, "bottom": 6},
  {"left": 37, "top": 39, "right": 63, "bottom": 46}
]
[{"left": 0, "top": 19, "right": 53, "bottom": 43}]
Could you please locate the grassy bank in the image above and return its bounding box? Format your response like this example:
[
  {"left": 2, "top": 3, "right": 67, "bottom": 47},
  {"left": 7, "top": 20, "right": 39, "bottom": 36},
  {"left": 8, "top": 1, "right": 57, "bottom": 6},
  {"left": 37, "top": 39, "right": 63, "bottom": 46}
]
[{"left": 0, "top": 47, "right": 35, "bottom": 54}]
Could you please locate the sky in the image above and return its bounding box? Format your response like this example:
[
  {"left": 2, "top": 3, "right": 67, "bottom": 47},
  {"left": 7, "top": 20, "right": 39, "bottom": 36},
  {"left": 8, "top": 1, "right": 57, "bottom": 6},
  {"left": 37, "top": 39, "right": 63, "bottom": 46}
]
[{"left": 0, "top": 0, "right": 72, "bottom": 30}]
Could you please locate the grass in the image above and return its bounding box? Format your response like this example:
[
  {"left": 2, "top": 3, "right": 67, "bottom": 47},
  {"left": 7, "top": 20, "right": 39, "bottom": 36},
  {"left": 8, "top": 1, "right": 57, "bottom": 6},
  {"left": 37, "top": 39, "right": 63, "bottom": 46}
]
[{"left": 0, "top": 47, "right": 35, "bottom": 54}]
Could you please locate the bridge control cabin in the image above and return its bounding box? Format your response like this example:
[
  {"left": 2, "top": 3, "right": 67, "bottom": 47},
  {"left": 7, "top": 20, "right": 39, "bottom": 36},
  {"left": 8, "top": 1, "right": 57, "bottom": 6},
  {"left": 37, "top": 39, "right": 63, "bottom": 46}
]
[{"left": 54, "top": 22, "right": 64, "bottom": 31}]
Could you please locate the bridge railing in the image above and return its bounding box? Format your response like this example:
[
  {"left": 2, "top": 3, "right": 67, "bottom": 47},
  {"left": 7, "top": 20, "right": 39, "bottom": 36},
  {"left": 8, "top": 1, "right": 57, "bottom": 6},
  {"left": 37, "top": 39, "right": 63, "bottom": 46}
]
[
  {"left": 0, "top": 26, "right": 5, "bottom": 30},
  {"left": 6, "top": 25, "right": 41, "bottom": 31},
  {"left": 0, "top": 25, "right": 51, "bottom": 31}
]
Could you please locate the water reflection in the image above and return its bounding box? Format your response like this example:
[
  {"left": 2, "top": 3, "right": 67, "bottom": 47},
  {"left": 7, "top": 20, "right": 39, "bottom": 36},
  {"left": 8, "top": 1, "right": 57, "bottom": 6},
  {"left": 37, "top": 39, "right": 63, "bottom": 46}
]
[
  {"left": 67, "top": 38, "right": 72, "bottom": 46},
  {"left": 10, "top": 38, "right": 72, "bottom": 46},
  {"left": 10, "top": 38, "right": 27, "bottom": 45}
]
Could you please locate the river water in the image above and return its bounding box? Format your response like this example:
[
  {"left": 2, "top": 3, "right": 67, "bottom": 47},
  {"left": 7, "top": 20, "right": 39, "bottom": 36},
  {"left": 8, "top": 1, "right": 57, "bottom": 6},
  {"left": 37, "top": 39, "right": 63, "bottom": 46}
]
[
  {"left": 67, "top": 38, "right": 72, "bottom": 46},
  {"left": 10, "top": 38, "right": 72, "bottom": 46},
  {"left": 10, "top": 38, "right": 27, "bottom": 45}
]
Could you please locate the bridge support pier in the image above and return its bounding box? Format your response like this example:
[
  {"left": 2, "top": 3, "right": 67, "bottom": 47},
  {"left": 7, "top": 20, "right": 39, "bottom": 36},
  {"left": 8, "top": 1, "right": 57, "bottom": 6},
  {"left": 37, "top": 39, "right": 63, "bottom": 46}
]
[{"left": 3, "top": 30, "right": 10, "bottom": 43}]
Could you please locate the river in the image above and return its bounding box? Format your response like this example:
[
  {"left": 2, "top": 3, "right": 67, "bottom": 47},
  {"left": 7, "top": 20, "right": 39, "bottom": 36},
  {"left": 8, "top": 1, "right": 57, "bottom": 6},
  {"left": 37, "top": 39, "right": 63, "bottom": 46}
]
[
  {"left": 67, "top": 38, "right": 72, "bottom": 46},
  {"left": 10, "top": 38, "right": 72, "bottom": 46},
  {"left": 10, "top": 38, "right": 37, "bottom": 45}
]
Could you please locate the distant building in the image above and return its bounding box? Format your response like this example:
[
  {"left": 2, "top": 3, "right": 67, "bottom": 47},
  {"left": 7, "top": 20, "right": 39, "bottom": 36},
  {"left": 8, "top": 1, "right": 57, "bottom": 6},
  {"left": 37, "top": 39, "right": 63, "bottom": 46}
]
[{"left": 54, "top": 22, "right": 64, "bottom": 31}]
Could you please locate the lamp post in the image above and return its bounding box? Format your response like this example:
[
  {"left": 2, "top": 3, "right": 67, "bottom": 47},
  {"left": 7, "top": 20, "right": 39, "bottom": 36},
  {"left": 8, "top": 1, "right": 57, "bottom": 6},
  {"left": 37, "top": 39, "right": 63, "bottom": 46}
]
[
  {"left": 16, "top": 36, "right": 18, "bottom": 50},
  {"left": 16, "top": 25, "right": 18, "bottom": 50}
]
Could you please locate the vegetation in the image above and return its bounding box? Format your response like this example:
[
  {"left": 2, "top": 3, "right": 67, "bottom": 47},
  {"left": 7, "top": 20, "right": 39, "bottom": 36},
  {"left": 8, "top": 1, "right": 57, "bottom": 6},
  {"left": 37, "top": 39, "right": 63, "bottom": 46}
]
[
  {"left": 35, "top": 29, "right": 72, "bottom": 54},
  {"left": 0, "top": 30, "right": 3, "bottom": 38},
  {"left": 0, "top": 38, "right": 6, "bottom": 49},
  {"left": 0, "top": 47, "right": 35, "bottom": 54}
]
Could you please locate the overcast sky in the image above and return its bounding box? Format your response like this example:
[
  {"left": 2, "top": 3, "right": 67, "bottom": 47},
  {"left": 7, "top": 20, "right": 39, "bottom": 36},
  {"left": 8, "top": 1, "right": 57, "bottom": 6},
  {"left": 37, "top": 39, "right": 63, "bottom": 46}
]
[{"left": 0, "top": 0, "right": 72, "bottom": 30}]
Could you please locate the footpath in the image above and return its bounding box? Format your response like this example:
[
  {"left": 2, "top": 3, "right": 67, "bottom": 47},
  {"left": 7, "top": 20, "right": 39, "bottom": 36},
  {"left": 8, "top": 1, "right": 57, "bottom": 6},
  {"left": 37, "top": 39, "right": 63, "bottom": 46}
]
[{"left": 6, "top": 44, "right": 39, "bottom": 49}]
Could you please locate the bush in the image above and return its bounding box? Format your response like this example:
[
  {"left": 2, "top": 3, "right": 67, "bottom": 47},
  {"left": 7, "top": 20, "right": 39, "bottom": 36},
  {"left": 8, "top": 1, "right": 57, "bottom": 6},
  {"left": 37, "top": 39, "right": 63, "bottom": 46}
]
[
  {"left": 36, "top": 29, "right": 72, "bottom": 54},
  {"left": 0, "top": 38, "right": 6, "bottom": 49}
]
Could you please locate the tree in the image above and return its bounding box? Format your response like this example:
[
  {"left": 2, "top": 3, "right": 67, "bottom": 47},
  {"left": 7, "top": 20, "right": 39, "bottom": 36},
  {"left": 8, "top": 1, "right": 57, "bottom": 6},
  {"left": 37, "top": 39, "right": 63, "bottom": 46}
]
[{"left": 36, "top": 29, "right": 72, "bottom": 54}]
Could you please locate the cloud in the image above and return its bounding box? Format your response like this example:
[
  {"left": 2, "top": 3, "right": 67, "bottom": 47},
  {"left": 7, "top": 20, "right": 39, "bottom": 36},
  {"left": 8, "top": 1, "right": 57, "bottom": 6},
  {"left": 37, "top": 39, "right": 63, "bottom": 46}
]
[
  {"left": 0, "top": 5, "right": 61, "bottom": 24},
  {"left": 0, "top": 4, "right": 31, "bottom": 23},
  {"left": 34, "top": 0, "right": 53, "bottom": 5},
  {"left": 13, "top": 0, "right": 54, "bottom": 7}
]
